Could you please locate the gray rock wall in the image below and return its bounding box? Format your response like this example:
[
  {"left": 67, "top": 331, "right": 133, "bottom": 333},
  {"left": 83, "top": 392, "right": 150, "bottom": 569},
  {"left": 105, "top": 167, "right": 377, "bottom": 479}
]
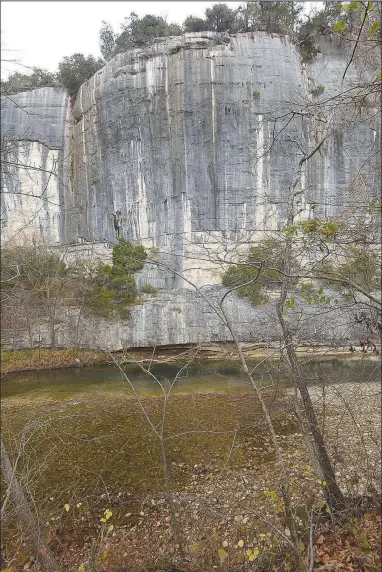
[
  {"left": 1, "top": 87, "right": 70, "bottom": 245},
  {"left": 2, "top": 33, "right": 379, "bottom": 254},
  {"left": 2, "top": 286, "right": 368, "bottom": 351},
  {"left": 68, "top": 33, "right": 379, "bottom": 287},
  {"left": 1, "top": 33, "right": 380, "bottom": 348}
]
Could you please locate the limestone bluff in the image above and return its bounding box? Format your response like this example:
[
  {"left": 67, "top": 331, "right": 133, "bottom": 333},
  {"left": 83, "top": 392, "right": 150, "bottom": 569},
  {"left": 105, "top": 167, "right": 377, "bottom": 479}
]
[{"left": 1, "top": 32, "right": 379, "bottom": 349}]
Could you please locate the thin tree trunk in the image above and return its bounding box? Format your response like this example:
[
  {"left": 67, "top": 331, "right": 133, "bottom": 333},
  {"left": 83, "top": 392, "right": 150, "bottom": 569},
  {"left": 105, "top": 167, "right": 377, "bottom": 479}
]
[
  {"left": 26, "top": 309, "right": 33, "bottom": 348},
  {"left": 75, "top": 298, "right": 84, "bottom": 349},
  {"left": 51, "top": 318, "right": 56, "bottom": 349},
  {"left": 276, "top": 273, "right": 345, "bottom": 513},
  {"left": 277, "top": 133, "right": 346, "bottom": 513},
  {"left": 219, "top": 306, "right": 304, "bottom": 563},
  {"left": 1, "top": 439, "right": 60, "bottom": 571},
  {"left": 160, "top": 438, "right": 185, "bottom": 558}
]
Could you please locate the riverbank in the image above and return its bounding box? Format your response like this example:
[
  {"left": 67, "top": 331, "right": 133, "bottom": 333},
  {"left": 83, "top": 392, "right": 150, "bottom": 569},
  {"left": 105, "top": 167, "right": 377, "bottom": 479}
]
[
  {"left": 2, "top": 343, "right": 378, "bottom": 375},
  {"left": 0, "top": 347, "right": 110, "bottom": 374},
  {"left": 1, "top": 383, "right": 380, "bottom": 571}
]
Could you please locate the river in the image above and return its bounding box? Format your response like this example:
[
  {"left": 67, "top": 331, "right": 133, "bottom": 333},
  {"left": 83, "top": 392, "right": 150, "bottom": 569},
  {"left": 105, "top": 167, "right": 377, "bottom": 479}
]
[{"left": 2, "top": 356, "right": 380, "bottom": 400}]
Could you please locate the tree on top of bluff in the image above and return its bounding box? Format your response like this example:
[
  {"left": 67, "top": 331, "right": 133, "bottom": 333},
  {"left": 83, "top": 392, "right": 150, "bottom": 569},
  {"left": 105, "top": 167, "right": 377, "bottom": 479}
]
[
  {"left": 98, "top": 2, "right": 380, "bottom": 68},
  {"left": 187, "top": 2, "right": 302, "bottom": 35},
  {"left": 1, "top": 54, "right": 104, "bottom": 96},
  {"left": 204, "top": 3, "right": 239, "bottom": 33},
  {"left": 99, "top": 2, "right": 305, "bottom": 61},
  {"left": 108, "top": 12, "right": 182, "bottom": 58},
  {"left": 0, "top": 67, "right": 58, "bottom": 95},
  {"left": 57, "top": 53, "right": 104, "bottom": 95},
  {"left": 182, "top": 16, "right": 209, "bottom": 33},
  {"left": 239, "top": 1, "right": 303, "bottom": 34},
  {"left": 99, "top": 20, "right": 116, "bottom": 61}
]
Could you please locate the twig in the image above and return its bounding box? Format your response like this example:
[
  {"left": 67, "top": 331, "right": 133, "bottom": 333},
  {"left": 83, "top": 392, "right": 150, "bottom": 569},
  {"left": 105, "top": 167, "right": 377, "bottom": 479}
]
[
  {"left": 342, "top": 2, "right": 372, "bottom": 82},
  {"left": 308, "top": 507, "right": 315, "bottom": 572}
]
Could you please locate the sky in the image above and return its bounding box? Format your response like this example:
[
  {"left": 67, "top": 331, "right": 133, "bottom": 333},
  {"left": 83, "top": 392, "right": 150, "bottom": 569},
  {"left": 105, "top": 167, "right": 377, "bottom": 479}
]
[{"left": 1, "top": 1, "right": 323, "bottom": 80}]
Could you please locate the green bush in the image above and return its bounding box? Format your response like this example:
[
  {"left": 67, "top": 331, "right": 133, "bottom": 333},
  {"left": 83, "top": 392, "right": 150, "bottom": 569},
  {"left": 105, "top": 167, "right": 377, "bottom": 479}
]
[
  {"left": 222, "top": 238, "right": 298, "bottom": 307},
  {"left": 171, "top": 306, "right": 182, "bottom": 313},
  {"left": 299, "top": 39, "right": 319, "bottom": 64},
  {"left": 86, "top": 286, "right": 116, "bottom": 318},
  {"left": 319, "top": 248, "right": 381, "bottom": 295},
  {"left": 310, "top": 85, "right": 325, "bottom": 97},
  {"left": 111, "top": 237, "right": 146, "bottom": 274},
  {"left": 84, "top": 238, "right": 146, "bottom": 320},
  {"left": 141, "top": 284, "right": 158, "bottom": 294}
]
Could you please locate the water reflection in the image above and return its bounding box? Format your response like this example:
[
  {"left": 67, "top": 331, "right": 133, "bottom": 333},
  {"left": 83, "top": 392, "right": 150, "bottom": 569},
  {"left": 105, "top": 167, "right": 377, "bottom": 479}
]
[{"left": 1, "top": 357, "right": 380, "bottom": 400}]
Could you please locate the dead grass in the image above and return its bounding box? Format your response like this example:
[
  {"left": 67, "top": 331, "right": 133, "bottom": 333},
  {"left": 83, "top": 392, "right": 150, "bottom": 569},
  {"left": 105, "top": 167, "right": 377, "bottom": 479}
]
[{"left": 1, "top": 347, "right": 109, "bottom": 374}]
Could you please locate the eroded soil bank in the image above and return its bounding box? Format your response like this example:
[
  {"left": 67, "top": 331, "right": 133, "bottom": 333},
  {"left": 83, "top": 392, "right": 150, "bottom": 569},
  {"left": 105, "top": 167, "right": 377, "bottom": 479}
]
[{"left": 1, "top": 381, "right": 380, "bottom": 571}]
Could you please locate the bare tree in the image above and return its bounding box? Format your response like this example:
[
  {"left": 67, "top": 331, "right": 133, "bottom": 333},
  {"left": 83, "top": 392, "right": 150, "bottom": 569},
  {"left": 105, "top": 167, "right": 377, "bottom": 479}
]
[{"left": 1, "top": 437, "right": 60, "bottom": 571}]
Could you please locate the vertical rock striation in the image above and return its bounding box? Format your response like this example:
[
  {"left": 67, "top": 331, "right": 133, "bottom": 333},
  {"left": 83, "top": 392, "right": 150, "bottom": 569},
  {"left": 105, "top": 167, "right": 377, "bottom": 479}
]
[
  {"left": 2, "top": 33, "right": 379, "bottom": 256},
  {"left": 1, "top": 87, "right": 70, "bottom": 245},
  {"left": 1, "top": 33, "right": 380, "bottom": 348}
]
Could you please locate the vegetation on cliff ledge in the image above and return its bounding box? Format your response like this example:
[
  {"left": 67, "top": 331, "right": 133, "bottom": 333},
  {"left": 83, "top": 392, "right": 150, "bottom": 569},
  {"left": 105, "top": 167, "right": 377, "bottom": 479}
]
[
  {"left": 84, "top": 238, "right": 147, "bottom": 320},
  {"left": 0, "top": 238, "right": 147, "bottom": 349},
  {"left": 222, "top": 212, "right": 381, "bottom": 313}
]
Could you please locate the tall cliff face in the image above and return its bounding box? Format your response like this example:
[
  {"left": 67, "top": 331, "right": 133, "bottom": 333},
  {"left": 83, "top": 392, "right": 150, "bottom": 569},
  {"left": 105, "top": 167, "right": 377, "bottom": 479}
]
[
  {"left": 69, "top": 32, "right": 379, "bottom": 285},
  {"left": 1, "top": 88, "right": 70, "bottom": 245},
  {"left": 1, "top": 33, "right": 380, "bottom": 348},
  {"left": 2, "top": 33, "right": 379, "bottom": 256}
]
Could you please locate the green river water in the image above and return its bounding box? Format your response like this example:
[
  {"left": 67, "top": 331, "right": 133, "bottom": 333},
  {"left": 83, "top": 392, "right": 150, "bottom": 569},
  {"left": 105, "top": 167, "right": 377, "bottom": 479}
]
[{"left": 2, "top": 356, "right": 380, "bottom": 400}]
